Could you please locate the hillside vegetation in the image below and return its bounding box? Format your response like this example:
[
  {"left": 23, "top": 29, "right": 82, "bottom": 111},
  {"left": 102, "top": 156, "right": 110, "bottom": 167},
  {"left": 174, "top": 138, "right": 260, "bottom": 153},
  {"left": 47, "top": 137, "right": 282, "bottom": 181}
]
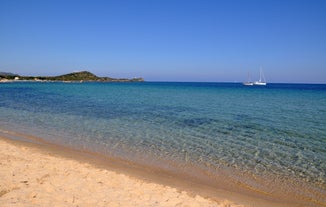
[{"left": 0, "top": 71, "right": 144, "bottom": 82}]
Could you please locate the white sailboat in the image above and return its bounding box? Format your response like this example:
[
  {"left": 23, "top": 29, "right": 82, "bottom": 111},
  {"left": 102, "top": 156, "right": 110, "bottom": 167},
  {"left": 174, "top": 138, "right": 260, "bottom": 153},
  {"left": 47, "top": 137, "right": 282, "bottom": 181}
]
[{"left": 253, "top": 68, "right": 267, "bottom": 86}]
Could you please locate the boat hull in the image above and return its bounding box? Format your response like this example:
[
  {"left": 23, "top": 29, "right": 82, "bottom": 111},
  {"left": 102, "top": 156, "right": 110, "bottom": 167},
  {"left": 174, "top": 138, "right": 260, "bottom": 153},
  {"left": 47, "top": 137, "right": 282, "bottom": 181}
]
[
  {"left": 243, "top": 82, "right": 254, "bottom": 86},
  {"left": 253, "top": 81, "right": 267, "bottom": 86}
]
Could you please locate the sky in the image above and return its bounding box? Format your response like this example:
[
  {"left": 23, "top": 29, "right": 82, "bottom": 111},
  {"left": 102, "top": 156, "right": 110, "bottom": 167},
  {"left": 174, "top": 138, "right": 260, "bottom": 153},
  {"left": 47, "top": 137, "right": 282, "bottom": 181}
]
[{"left": 0, "top": 0, "right": 326, "bottom": 83}]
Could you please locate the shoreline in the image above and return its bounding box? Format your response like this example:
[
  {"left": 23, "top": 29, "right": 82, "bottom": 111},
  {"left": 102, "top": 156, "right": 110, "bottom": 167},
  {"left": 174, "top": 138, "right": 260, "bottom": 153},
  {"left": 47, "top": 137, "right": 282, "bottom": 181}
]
[
  {"left": 0, "top": 136, "right": 246, "bottom": 207},
  {"left": 1, "top": 131, "right": 321, "bottom": 207}
]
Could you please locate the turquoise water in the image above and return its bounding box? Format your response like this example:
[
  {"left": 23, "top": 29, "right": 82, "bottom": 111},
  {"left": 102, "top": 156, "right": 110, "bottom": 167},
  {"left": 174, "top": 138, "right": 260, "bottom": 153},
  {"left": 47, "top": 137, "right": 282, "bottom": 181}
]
[{"left": 0, "top": 82, "right": 325, "bottom": 200}]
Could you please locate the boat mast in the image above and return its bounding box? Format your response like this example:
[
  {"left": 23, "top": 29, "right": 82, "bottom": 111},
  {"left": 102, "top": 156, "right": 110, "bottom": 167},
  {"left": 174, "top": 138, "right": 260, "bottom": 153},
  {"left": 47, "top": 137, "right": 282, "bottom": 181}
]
[{"left": 260, "top": 67, "right": 266, "bottom": 83}]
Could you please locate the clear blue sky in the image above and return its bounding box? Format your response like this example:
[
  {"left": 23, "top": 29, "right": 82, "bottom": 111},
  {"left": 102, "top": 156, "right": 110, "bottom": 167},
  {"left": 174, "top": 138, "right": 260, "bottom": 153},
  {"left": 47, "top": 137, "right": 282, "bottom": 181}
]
[{"left": 1, "top": 0, "right": 325, "bottom": 83}]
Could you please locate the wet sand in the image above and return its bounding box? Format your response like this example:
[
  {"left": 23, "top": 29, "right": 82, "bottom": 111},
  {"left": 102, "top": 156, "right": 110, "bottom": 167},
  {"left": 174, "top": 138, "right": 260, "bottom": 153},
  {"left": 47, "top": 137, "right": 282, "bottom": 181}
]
[{"left": 0, "top": 134, "right": 321, "bottom": 207}]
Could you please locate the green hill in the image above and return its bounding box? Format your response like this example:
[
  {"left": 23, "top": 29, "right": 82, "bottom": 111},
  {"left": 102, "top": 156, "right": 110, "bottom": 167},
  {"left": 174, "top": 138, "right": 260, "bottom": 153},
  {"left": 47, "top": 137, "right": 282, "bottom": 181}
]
[
  {"left": 3, "top": 71, "right": 144, "bottom": 82},
  {"left": 0, "top": 72, "right": 19, "bottom": 78},
  {"left": 51, "top": 71, "right": 100, "bottom": 81}
]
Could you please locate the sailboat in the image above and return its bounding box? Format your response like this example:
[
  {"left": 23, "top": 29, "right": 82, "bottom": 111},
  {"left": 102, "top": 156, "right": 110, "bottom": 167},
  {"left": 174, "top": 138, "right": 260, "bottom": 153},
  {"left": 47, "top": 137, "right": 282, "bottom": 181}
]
[
  {"left": 253, "top": 68, "right": 267, "bottom": 86},
  {"left": 243, "top": 72, "right": 253, "bottom": 86}
]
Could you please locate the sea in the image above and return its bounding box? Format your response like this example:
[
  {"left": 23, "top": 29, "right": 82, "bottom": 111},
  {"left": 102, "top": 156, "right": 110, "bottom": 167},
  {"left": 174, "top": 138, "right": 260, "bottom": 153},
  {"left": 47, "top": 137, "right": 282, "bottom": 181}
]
[{"left": 0, "top": 82, "right": 325, "bottom": 205}]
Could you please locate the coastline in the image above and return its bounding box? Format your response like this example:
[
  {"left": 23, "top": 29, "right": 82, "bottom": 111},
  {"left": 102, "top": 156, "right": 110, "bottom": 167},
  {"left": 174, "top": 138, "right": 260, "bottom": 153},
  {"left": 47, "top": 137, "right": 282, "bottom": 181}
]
[{"left": 1, "top": 131, "right": 320, "bottom": 207}]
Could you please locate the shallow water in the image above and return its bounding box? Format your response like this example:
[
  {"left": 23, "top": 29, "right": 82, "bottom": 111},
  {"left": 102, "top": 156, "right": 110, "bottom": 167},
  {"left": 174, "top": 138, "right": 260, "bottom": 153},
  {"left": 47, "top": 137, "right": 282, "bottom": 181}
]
[{"left": 0, "top": 82, "right": 325, "bottom": 204}]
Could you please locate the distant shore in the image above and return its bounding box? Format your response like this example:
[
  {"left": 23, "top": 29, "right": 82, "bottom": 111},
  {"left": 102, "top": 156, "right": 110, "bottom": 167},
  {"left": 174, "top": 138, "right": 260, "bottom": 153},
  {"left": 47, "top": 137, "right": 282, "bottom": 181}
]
[
  {"left": 0, "top": 79, "right": 143, "bottom": 83},
  {"left": 0, "top": 71, "right": 144, "bottom": 83}
]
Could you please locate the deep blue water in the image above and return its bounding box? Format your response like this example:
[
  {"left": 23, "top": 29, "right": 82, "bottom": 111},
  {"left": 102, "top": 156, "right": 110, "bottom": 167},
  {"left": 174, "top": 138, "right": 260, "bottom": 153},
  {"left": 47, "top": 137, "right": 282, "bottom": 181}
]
[{"left": 0, "top": 82, "right": 325, "bottom": 196}]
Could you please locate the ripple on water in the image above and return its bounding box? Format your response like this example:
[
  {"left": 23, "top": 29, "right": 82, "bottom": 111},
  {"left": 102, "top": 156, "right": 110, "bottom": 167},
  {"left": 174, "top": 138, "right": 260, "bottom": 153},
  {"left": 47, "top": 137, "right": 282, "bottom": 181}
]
[{"left": 0, "top": 82, "right": 325, "bottom": 203}]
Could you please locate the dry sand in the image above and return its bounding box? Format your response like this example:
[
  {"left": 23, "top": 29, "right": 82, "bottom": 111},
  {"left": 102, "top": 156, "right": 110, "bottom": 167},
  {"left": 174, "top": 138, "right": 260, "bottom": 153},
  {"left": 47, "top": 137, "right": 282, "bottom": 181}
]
[{"left": 0, "top": 137, "right": 249, "bottom": 207}]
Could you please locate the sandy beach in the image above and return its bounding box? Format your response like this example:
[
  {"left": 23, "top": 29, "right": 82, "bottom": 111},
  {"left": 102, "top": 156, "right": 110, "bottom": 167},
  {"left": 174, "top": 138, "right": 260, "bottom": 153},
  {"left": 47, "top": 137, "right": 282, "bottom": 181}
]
[
  {"left": 1, "top": 134, "right": 321, "bottom": 207},
  {"left": 0, "top": 136, "right": 251, "bottom": 207}
]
